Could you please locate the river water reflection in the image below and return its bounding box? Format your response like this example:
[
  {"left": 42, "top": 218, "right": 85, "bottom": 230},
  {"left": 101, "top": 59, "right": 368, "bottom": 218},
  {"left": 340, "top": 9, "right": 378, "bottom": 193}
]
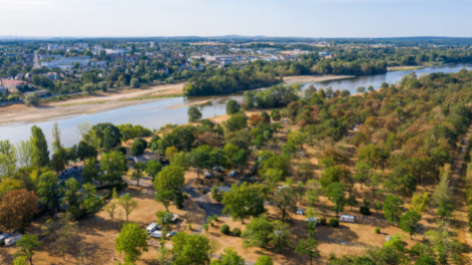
[{"left": 1, "top": 64, "right": 471, "bottom": 149}]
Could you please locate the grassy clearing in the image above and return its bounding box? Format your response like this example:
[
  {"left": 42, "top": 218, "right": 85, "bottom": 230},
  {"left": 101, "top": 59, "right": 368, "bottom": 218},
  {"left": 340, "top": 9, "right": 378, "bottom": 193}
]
[{"left": 119, "top": 94, "right": 182, "bottom": 101}]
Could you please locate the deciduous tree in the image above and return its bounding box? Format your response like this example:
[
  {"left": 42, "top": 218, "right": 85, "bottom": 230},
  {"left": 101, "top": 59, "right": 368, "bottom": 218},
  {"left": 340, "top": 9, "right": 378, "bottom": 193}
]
[
  {"left": 115, "top": 223, "right": 148, "bottom": 264},
  {"left": 0, "top": 189, "right": 38, "bottom": 233}
]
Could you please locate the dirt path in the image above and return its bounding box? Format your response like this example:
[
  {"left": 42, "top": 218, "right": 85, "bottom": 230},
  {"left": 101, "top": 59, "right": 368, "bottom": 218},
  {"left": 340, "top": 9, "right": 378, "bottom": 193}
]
[{"left": 450, "top": 123, "right": 472, "bottom": 263}]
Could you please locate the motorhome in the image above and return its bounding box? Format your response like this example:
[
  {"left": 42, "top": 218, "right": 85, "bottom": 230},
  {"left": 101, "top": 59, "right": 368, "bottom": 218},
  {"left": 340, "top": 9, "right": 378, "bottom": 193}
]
[
  {"left": 146, "top": 222, "right": 161, "bottom": 234},
  {"left": 4, "top": 234, "right": 22, "bottom": 246}
]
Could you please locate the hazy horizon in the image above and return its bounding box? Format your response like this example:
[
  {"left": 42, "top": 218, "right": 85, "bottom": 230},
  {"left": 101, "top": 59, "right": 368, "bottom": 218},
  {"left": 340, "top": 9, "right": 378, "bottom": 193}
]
[{"left": 2, "top": 0, "right": 472, "bottom": 38}]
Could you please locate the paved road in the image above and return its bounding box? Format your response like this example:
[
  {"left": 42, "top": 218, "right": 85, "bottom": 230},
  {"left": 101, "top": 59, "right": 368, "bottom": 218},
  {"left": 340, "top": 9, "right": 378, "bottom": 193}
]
[{"left": 33, "top": 50, "right": 40, "bottom": 69}]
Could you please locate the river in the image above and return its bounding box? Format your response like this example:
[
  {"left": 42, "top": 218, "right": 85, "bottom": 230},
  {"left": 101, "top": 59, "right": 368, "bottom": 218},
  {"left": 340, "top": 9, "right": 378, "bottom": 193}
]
[{"left": 1, "top": 64, "right": 472, "bottom": 149}]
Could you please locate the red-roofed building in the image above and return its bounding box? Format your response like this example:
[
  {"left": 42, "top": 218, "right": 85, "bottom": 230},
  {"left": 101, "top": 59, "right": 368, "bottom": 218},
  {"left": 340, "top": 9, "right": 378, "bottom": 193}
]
[{"left": 0, "top": 79, "right": 32, "bottom": 93}]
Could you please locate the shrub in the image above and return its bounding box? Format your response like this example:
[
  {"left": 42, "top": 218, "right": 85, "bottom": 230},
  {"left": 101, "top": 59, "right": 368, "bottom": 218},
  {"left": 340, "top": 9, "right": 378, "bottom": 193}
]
[
  {"left": 188, "top": 223, "right": 192, "bottom": 230},
  {"left": 320, "top": 217, "right": 327, "bottom": 225},
  {"left": 375, "top": 227, "right": 381, "bottom": 234},
  {"left": 232, "top": 227, "right": 241, "bottom": 237},
  {"left": 329, "top": 253, "right": 336, "bottom": 260},
  {"left": 220, "top": 224, "right": 230, "bottom": 235},
  {"left": 360, "top": 206, "right": 371, "bottom": 215},
  {"left": 25, "top": 92, "right": 40, "bottom": 107},
  {"left": 329, "top": 218, "right": 339, "bottom": 227},
  {"left": 211, "top": 186, "right": 223, "bottom": 202},
  {"left": 0, "top": 239, "right": 4, "bottom": 247},
  {"left": 131, "top": 78, "right": 140, "bottom": 88},
  {"left": 375, "top": 202, "right": 383, "bottom": 211},
  {"left": 212, "top": 215, "right": 219, "bottom": 222}
]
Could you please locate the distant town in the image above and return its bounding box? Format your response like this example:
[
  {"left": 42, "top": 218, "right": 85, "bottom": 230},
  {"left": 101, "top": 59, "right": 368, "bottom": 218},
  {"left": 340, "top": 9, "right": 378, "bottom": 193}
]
[{"left": 2, "top": 36, "right": 471, "bottom": 105}]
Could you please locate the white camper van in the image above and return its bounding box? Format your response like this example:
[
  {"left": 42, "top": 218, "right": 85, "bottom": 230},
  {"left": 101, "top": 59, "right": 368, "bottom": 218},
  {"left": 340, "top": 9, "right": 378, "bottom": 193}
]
[
  {"left": 5, "top": 234, "right": 22, "bottom": 246},
  {"left": 150, "top": 231, "right": 163, "bottom": 238},
  {"left": 146, "top": 222, "right": 161, "bottom": 234}
]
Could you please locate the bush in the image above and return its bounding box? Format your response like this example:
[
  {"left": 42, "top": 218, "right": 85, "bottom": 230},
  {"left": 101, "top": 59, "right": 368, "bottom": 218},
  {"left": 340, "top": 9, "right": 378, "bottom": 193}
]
[
  {"left": 360, "top": 206, "right": 371, "bottom": 215},
  {"left": 188, "top": 223, "right": 192, "bottom": 230},
  {"left": 232, "top": 227, "right": 241, "bottom": 237},
  {"left": 211, "top": 186, "right": 223, "bottom": 202},
  {"left": 220, "top": 224, "right": 230, "bottom": 235},
  {"left": 212, "top": 215, "right": 219, "bottom": 222},
  {"left": 375, "top": 227, "right": 381, "bottom": 234},
  {"left": 329, "top": 253, "right": 336, "bottom": 260},
  {"left": 329, "top": 218, "right": 339, "bottom": 227},
  {"left": 131, "top": 78, "right": 140, "bottom": 88},
  {"left": 0, "top": 239, "right": 4, "bottom": 246},
  {"left": 25, "top": 92, "right": 40, "bottom": 107},
  {"left": 375, "top": 202, "right": 383, "bottom": 211},
  {"left": 320, "top": 217, "right": 327, "bottom": 225}
]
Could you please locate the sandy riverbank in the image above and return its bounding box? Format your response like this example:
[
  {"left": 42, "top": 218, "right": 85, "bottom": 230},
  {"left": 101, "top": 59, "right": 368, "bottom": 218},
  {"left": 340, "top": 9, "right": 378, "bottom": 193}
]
[
  {"left": 387, "top": 65, "right": 425, "bottom": 71},
  {"left": 283, "top": 74, "right": 353, "bottom": 84},
  {"left": 0, "top": 83, "right": 185, "bottom": 125}
]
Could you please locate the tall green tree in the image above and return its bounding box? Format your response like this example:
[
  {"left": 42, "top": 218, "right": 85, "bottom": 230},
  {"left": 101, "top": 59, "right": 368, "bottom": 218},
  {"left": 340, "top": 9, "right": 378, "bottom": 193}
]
[
  {"left": 0, "top": 140, "right": 17, "bottom": 177},
  {"left": 115, "top": 223, "right": 148, "bottom": 264},
  {"left": 242, "top": 215, "right": 274, "bottom": 248},
  {"left": 272, "top": 185, "right": 298, "bottom": 222},
  {"left": 145, "top": 160, "right": 162, "bottom": 182},
  {"left": 51, "top": 122, "right": 62, "bottom": 152},
  {"left": 188, "top": 106, "right": 203, "bottom": 122},
  {"left": 117, "top": 193, "right": 138, "bottom": 222},
  {"left": 187, "top": 145, "right": 211, "bottom": 179},
  {"left": 100, "top": 151, "right": 127, "bottom": 186},
  {"left": 154, "top": 165, "right": 185, "bottom": 211},
  {"left": 295, "top": 237, "right": 320, "bottom": 265},
  {"left": 31, "top": 125, "right": 49, "bottom": 167},
  {"left": 171, "top": 232, "right": 211, "bottom": 265},
  {"left": 132, "top": 162, "right": 146, "bottom": 186},
  {"left": 400, "top": 211, "right": 422, "bottom": 239},
  {"left": 211, "top": 247, "right": 245, "bottom": 265},
  {"left": 328, "top": 182, "right": 346, "bottom": 217},
  {"left": 222, "top": 183, "right": 265, "bottom": 224},
  {"left": 15, "top": 234, "right": 41, "bottom": 265},
  {"left": 383, "top": 195, "right": 404, "bottom": 223},
  {"left": 83, "top": 157, "right": 99, "bottom": 183},
  {"left": 226, "top": 99, "right": 241, "bottom": 115},
  {"left": 37, "top": 171, "right": 61, "bottom": 212}
]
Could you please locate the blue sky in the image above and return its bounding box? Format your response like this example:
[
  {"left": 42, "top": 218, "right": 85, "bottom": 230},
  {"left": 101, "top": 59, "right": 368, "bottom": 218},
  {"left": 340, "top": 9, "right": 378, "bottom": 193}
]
[{"left": 1, "top": 0, "right": 471, "bottom": 38}]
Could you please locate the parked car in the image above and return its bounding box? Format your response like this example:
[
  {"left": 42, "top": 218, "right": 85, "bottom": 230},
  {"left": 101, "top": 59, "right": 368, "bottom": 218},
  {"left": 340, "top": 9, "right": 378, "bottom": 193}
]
[
  {"left": 167, "top": 231, "right": 178, "bottom": 238},
  {"left": 213, "top": 166, "right": 225, "bottom": 173},
  {"left": 229, "top": 170, "right": 239, "bottom": 178},
  {"left": 296, "top": 210, "right": 304, "bottom": 215},
  {"left": 4, "top": 234, "right": 22, "bottom": 246},
  {"left": 150, "top": 231, "right": 163, "bottom": 238},
  {"left": 0, "top": 233, "right": 11, "bottom": 242},
  {"left": 146, "top": 222, "right": 161, "bottom": 234},
  {"left": 204, "top": 171, "right": 215, "bottom": 179}
]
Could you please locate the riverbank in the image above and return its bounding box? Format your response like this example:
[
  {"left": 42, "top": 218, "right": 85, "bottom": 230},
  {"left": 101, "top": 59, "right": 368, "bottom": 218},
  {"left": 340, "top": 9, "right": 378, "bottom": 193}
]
[
  {"left": 0, "top": 83, "right": 186, "bottom": 125},
  {"left": 387, "top": 65, "right": 425, "bottom": 71},
  {"left": 283, "top": 74, "right": 353, "bottom": 84}
]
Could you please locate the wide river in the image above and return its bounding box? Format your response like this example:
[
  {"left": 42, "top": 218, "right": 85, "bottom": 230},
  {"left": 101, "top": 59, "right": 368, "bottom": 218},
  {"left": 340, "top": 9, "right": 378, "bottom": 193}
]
[{"left": 1, "top": 64, "right": 472, "bottom": 149}]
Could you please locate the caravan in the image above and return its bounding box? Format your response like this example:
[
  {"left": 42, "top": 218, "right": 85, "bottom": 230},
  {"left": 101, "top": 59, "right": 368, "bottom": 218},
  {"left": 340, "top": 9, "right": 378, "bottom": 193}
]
[
  {"left": 4, "top": 234, "right": 22, "bottom": 246},
  {"left": 146, "top": 222, "right": 161, "bottom": 234}
]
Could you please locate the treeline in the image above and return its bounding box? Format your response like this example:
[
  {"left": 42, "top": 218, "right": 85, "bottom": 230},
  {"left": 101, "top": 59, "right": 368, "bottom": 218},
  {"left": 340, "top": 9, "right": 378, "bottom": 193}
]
[{"left": 184, "top": 67, "right": 280, "bottom": 96}]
